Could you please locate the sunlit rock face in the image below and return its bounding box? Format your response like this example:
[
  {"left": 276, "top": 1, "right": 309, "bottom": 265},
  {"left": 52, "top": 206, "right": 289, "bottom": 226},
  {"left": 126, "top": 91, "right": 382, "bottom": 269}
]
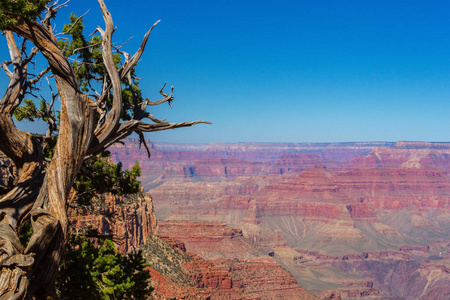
[
  {"left": 145, "top": 221, "right": 317, "bottom": 300},
  {"left": 4, "top": 138, "right": 450, "bottom": 298},
  {"left": 90, "top": 140, "right": 450, "bottom": 298}
]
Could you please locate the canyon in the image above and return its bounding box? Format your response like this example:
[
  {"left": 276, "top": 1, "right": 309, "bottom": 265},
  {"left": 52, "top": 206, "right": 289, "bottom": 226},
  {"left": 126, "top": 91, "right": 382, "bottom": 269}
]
[
  {"left": 109, "top": 139, "right": 450, "bottom": 299},
  {"left": 2, "top": 140, "right": 450, "bottom": 299},
  {"left": 0, "top": 150, "right": 318, "bottom": 299}
]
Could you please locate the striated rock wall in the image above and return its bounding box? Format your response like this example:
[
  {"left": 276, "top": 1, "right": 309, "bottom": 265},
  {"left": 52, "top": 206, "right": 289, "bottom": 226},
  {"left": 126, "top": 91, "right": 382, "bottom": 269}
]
[
  {"left": 71, "top": 192, "right": 158, "bottom": 253},
  {"left": 144, "top": 224, "right": 317, "bottom": 300},
  {"left": 109, "top": 139, "right": 393, "bottom": 190}
]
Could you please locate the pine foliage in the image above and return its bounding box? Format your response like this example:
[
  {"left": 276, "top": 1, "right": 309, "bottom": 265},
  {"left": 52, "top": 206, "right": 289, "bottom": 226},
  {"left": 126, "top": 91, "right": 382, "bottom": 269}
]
[
  {"left": 0, "top": 0, "right": 48, "bottom": 29},
  {"left": 57, "top": 236, "right": 152, "bottom": 300}
]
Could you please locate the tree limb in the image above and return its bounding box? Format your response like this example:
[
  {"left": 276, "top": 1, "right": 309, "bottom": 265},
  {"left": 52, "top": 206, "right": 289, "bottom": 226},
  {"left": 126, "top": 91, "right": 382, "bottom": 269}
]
[
  {"left": 30, "top": 67, "right": 51, "bottom": 86},
  {"left": 95, "top": 20, "right": 160, "bottom": 107},
  {"left": 87, "top": 119, "right": 211, "bottom": 158},
  {"left": 93, "top": 0, "right": 123, "bottom": 148},
  {"left": 56, "top": 10, "right": 89, "bottom": 37},
  {"left": 0, "top": 61, "right": 13, "bottom": 79},
  {"left": 142, "top": 83, "right": 175, "bottom": 107}
]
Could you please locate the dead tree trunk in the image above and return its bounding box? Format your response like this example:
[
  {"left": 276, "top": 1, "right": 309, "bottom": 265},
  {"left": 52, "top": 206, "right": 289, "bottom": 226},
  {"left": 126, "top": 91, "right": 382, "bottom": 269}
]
[{"left": 0, "top": 1, "right": 210, "bottom": 298}]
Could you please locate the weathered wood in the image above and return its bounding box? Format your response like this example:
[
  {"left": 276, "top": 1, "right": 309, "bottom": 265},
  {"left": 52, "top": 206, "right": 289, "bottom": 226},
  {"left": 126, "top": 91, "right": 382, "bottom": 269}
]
[{"left": 0, "top": 1, "right": 210, "bottom": 298}]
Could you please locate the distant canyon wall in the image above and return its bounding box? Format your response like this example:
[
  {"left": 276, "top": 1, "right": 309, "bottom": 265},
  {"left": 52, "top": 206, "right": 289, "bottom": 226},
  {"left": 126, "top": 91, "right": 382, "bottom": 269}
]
[{"left": 110, "top": 139, "right": 450, "bottom": 299}]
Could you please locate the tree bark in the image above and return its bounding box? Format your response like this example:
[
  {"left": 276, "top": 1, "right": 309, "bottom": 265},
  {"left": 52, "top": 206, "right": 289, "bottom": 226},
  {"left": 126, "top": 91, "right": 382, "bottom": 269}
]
[
  {"left": 9, "top": 19, "right": 97, "bottom": 298},
  {"left": 0, "top": 1, "right": 210, "bottom": 298},
  {"left": 0, "top": 18, "right": 96, "bottom": 298}
]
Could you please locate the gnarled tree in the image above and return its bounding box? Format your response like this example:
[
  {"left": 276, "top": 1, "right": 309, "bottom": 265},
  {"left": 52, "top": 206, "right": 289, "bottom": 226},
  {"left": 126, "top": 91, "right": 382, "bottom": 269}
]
[{"left": 0, "top": 0, "right": 209, "bottom": 298}]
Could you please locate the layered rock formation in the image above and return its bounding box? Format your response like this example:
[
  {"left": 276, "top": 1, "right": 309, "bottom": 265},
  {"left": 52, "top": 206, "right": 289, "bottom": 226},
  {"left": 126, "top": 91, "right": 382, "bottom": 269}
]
[
  {"left": 70, "top": 192, "right": 159, "bottom": 253},
  {"left": 2, "top": 147, "right": 318, "bottom": 298},
  {"left": 110, "top": 139, "right": 450, "bottom": 299},
  {"left": 143, "top": 226, "right": 316, "bottom": 300}
]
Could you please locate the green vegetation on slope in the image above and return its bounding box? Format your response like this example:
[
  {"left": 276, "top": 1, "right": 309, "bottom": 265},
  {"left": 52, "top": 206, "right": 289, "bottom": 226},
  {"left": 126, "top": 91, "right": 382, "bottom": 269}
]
[{"left": 141, "top": 236, "right": 193, "bottom": 286}]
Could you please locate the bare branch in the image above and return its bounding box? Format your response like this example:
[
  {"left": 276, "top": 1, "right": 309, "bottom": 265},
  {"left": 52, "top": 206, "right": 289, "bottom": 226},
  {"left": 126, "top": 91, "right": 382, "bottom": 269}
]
[
  {"left": 0, "top": 61, "right": 13, "bottom": 79},
  {"left": 19, "top": 39, "right": 28, "bottom": 55},
  {"left": 44, "top": 0, "right": 73, "bottom": 30},
  {"left": 133, "top": 119, "right": 212, "bottom": 132},
  {"left": 1, "top": 31, "right": 26, "bottom": 112},
  {"left": 140, "top": 112, "right": 166, "bottom": 123},
  {"left": 94, "top": 0, "right": 123, "bottom": 144},
  {"left": 120, "top": 20, "right": 160, "bottom": 81},
  {"left": 46, "top": 78, "right": 57, "bottom": 110},
  {"left": 44, "top": 0, "right": 69, "bottom": 14},
  {"left": 57, "top": 10, "right": 89, "bottom": 36},
  {"left": 95, "top": 20, "right": 160, "bottom": 106},
  {"left": 88, "top": 119, "right": 211, "bottom": 158},
  {"left": 71, "top": 41, "right": 101, "bottom": 55},
  {"left": 22, "top": 46, "right": 39, "bottom": 67},
  {"left": 67, "top": 57, "right": 98, "bottom": 66},
  {"left": 87, "top": 80, "right": 101, "bottom": 97},
  {"left": 29, "top": 66, "right": 51, "bottom": 85},
  {"left": 6, "top": 31, "right": 21, "bottom": 69},
  {"left": 113, "top": 36, "right": 133, "bottom": 51},
  {"left": 145, "top": 83, "right": 175, "bottom": 107},
  {"left": 138, "top": 132, "right": 151, "bottom": 158}
]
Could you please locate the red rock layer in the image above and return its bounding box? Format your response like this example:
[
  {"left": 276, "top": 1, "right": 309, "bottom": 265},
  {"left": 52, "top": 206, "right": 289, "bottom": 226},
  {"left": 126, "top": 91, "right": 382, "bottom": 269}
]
[
  {"left": 159, "top": 221, "right": 262, "bottom": 260},
  {"left": 109, "top": 139, "right": 391, "bottom": 189},
  {"left": 148, "top": 236, "right": 316, "bottom": 300}
]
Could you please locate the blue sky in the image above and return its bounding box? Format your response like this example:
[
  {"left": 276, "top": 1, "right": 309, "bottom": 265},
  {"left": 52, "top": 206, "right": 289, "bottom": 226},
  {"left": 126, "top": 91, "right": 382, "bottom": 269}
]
[{"left": 2, "top": 0, "right": 450, "bottom": 143}]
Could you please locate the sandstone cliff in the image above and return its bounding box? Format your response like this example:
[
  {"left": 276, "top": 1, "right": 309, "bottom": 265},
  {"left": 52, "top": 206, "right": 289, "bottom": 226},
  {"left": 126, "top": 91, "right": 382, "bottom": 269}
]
[{"left": 71, "top": 192, "right": 159, "bottom": 253}]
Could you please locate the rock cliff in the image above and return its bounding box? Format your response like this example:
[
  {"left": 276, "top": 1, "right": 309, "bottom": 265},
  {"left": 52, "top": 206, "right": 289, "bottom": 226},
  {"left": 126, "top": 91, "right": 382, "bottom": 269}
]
[
  {"left": 143, "top": 225, "right": 316, "bottom": 300},
  {"left": 70, "top": 192, "right": 159, "bottom": 253}
]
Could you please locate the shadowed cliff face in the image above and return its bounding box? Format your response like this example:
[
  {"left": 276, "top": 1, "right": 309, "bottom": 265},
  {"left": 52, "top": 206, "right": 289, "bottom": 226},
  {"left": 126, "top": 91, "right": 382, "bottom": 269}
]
[{"left": 69, "top": 192, "right": 159, "bottom": 254}]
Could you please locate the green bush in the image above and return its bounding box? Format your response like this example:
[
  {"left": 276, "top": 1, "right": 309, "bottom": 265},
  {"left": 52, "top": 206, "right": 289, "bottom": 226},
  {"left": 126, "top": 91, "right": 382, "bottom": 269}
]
[{"left": 57, "top": 235, "right": 152, "bottom": 299}]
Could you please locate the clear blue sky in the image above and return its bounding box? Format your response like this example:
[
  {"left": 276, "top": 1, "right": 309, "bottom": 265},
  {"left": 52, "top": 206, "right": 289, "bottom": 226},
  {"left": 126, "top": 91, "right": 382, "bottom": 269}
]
[{"left": 2, "top": 0, "right": 450, "bottom": 143}]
